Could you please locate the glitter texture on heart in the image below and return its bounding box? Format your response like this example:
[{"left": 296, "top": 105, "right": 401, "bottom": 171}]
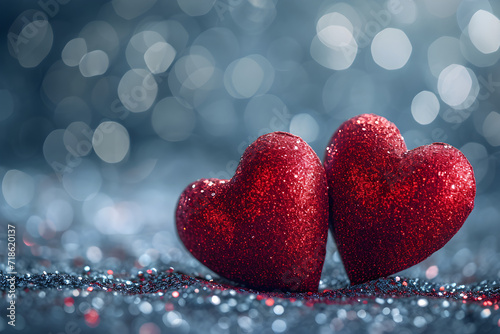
[
  {"left": 324, "top": 114, "right": 476, "bottom": 285},
  {"left": 176, "top": 132, "right": 329, "bottom": 292}
]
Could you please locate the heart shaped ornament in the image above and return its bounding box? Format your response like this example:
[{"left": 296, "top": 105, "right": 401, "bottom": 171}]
[
  {"left": 324, "top": 114, "right": 476, "bottom": 285},
  {"left": 176, "top": 132, "right": 328, "bottom": 292}
]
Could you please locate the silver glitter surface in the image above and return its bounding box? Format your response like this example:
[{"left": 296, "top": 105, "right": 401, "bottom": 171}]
[{"left": 1, "top": 0, "right": 500, "bottom": 333}]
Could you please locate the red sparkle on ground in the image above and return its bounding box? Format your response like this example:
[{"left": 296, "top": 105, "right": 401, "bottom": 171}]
[
  {"left": 305, "top": 301, "right": 315, "bottom": 307},
  {"left": 87, "top": 287, "right": 93, "bottom": 292},
  {"left": 84, "top": 309, "right": 99, "bottom": 328},
  {"left": 64, "top": 297, "right": 74, "bottom": 307},
  {"left": 172, "top": 291, "right": 179, "bottom": 298},
  {"left": 439, "top": 286, "right": 445, "bottom": 291},
  {"left": 265, "top": 298, "right": 274, "bottom": 307},
  {"left": 107, "top": 270, "right": 113, "bottom": 275},
  {"left": 165, "top": 303, "right": 174, "bottom": 311},
  {"left": 402, "top": 281, "right": 408, "bottom": 287}
]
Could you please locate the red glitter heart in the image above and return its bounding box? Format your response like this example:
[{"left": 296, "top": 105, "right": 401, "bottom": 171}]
[
  {"left": 176, "top": 132, "right": 329, "bottom": 292},
  {"left": 324, "top": 114, "right": 476, "bottom": 285}
]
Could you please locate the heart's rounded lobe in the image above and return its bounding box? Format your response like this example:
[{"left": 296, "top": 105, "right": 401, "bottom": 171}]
[
  {"left": 177, "top": 132, "right": 329, "bottom": 292},
  {"left": 324, "top": 114, "right": 476, "bottom": 285}
]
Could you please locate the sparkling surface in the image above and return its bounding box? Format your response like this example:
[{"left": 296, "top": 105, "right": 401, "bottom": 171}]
[
  {"left": 1, "top": 268, "right": 499, "bottom": 333},
  {"left": 1, "top": 0, "right": 500, "bottom": 333},
  {"left": 176, "top": 132, "right": 328, "bottom": 292},
  {"left": 324, "top": 114, "right": 476, "bottom": 285}
]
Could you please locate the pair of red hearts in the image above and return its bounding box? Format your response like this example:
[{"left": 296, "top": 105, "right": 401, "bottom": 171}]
[{"left": 176, "top": 114, "right": 476, "bottom": 291}]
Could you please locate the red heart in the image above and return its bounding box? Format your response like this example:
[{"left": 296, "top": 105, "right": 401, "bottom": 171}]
[
  {"left": 324, "top": 114, "right": 476, "bottom": 285},
  {"left": 176, "top": 132, "right": 329, "bottom": 291}
]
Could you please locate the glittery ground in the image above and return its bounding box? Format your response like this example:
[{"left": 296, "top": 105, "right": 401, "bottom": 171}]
[
  {"left": 1, "top": 267, "right": 500, "bottom": 334},
  {"left": 2, "top": 0, "right": 500, "bottom": 333}
]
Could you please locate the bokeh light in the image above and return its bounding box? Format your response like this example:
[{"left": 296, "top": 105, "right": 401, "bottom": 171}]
[
  {"left": 311, "top": 23, "right": 358, "bottom": 71},
  {"left": 371, "top": 28, "right": 412, "bottom": 70},
  {"left": 482, "top": 111, "right": 500, "bottom": 146},
  {"left": 437, "top": 64, "right": 478, "bottom": 108},
  {"left": 112, "top": 0, "right": 157, "bottom": 20},
  {"left": 424, "top": 0, "right": 461, "bottom": 18},
  {"left": 79, "top": 50, "right": 109, "bottom": 77},
  {"left": 468, "top": 10, "right": 500, "bottom": 54},
  {"left": 2, "top": 1, "right": 500, "bottom": 332},
  {"left": 177, "top": 0, "right": 215, "bottom": 16},
  {"left": 2, "top": 169, "right": 35, "bottom": 209},
  {"left": 151, "top": 97, "right": 196, "bottom": 142},
  {"left": 126, "top": 31, "right": 166, "bottom": 70},
  {"left": 224, "top": 55, "right": 275, "bottom": 99},
  {"left": 62, "top": 38, "right": 87, "bottom": 67},
  {"left": 411, "top": 91, "right": 440, "bottom": 125},
  {"left": 8, "top": 11, "right": 53, "bottom": 68},
  {"left": 144, "top": 42, "right": 176, "bottom": 74},
  {"left": 118, "top": 69, "right": 158, "bottom": 112},
  {"left": 427, "top": 36, "right": 464, "bottom": 77},
  {"left": 289, "top": 113, "right": 320, "bottom": 143},
  {"left": 92, "top": 121, "right": 130, "bottom": 163},
  {"left": 390, "top": 0, "right": 418, "bottom": 25}
]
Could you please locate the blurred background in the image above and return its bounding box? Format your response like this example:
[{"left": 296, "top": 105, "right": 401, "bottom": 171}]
[{"left": 1, "top": 0, "right": 500, "bottom": 297}]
